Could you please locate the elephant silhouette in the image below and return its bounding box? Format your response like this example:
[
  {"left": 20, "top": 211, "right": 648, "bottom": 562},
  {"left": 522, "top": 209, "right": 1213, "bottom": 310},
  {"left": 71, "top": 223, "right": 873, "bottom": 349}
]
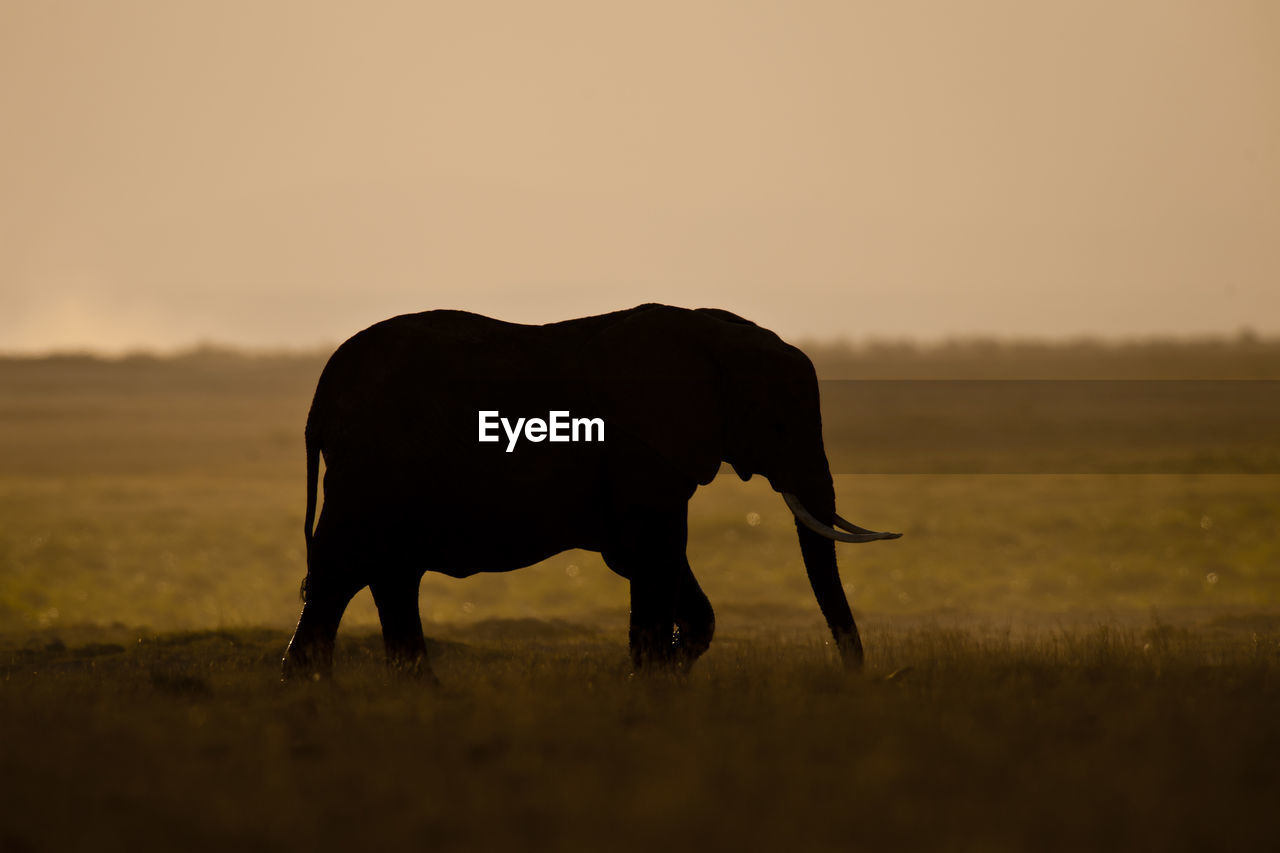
[{"left": 282, "top": 304, "right": 899, "bottom": 681}]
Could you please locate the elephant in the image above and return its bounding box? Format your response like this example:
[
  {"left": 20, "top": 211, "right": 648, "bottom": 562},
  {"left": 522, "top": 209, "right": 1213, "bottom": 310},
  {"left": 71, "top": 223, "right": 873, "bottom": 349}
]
[{"left": 282, "top": 303, "right": 900, "bottom": 681}]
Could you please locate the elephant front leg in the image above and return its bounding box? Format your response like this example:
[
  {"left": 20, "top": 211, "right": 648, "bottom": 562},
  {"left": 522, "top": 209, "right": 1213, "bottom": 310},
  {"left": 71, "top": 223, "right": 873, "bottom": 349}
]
[
  {"left": 628, "top": 571, "right": 680, "bottom": 669},
  {"left": 672, "top": 563, "right": 715, "bottom": 670},
  {"left": 370, "top": 573, "right": 437, "bottom": 685},
  {"left": 604, "top": 505, "right": 693, "bottom": 672}
]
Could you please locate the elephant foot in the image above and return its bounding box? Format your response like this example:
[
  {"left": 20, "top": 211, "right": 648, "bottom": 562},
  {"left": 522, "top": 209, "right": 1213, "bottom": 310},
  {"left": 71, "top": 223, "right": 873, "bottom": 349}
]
[
  {"left": 281, "top": 632, "right": 337, "bottom": 683},
  {"left": 386, "top": 655, "right": 441, "bottom": 687},
  {"left": 629, "top": 624, "right": 678, "bottom": 670},
  {"left": 671, "top": 622, "right": 714, "bottom": 673},
  {"left": 630, "top": 624, "right": 708, "bottom": 679},
  {"left": 280, "top": 651, "right": 330, "bottom": 683}
]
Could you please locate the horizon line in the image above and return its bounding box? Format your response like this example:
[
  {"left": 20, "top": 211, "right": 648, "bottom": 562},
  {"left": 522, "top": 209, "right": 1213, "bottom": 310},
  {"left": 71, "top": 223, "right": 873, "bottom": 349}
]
[{"left": 3, "top": 328, "right": 1278, "bottom": 361}]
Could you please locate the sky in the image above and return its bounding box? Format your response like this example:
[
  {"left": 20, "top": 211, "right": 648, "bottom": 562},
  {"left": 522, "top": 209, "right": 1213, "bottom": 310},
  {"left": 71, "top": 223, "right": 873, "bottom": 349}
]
[{"left": 2, "top": 1, "right": 1278, "bottom": 353}]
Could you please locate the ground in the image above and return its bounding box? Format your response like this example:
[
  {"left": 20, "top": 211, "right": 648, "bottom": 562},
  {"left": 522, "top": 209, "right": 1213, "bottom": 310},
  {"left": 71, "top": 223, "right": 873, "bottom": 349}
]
[
  {"left": 2, "top": 618, "right": 1277, "bottom": 851},
  {"left": 1, "top": 341, "right": 1277, "bottom": 850}
]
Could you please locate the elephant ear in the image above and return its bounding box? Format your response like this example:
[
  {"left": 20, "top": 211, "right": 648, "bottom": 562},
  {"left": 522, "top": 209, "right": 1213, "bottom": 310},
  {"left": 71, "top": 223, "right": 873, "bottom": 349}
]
[
  {"left": 584, "top": 307, "right": 727, "bottom": 487},
  {"left": 692, "top": 307, "right": 818, "bottom": 486}
]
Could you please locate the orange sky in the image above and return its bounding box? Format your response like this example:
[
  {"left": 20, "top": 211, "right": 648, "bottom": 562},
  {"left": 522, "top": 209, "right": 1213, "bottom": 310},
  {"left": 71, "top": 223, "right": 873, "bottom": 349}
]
[{"left": 2, "top": 1, "right": 1278, "bottom": 352}]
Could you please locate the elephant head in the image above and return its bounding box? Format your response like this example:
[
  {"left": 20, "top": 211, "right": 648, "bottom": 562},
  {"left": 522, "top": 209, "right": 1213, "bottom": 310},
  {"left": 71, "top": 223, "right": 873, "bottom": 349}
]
[{"left": 594, "top": 305, "right": 901, "bottom": 668}]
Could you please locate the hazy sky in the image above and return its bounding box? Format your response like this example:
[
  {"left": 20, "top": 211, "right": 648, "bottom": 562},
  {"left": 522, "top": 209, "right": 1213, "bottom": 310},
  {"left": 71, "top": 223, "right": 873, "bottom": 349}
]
[{"left": 2, "top": 1, "right": 1278, "bottom": 352}]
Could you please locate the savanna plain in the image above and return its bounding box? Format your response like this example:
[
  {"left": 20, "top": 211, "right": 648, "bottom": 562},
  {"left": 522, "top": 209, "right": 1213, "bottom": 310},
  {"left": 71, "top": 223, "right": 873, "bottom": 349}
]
[{"left": 2, "top": 340, "right": 1279, "bottom": 851}]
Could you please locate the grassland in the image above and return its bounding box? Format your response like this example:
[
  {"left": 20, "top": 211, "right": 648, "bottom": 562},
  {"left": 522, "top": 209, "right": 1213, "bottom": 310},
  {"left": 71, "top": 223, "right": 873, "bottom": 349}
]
[
  {"left": 3, "top": 621, "right": 1278, "bottom": 852},
  {"left": 1, "top": 340, "right": 1278, "bottom": 850}
]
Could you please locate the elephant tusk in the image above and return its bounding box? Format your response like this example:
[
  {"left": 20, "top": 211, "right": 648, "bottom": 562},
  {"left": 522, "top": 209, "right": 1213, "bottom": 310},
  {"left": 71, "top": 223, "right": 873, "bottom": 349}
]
[
  {"left": 833, "top": 513, "right": 890, "bottom": 537},
  {"left": 781, "top": 493, "right": 902, "bottom": 543}
]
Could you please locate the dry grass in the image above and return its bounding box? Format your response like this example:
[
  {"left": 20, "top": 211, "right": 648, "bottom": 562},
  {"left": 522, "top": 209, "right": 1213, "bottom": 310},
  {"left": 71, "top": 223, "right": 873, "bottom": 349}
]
[
  {"left": 1, "top": 341, "right": 1278, "bottom": 850},
  {"left": 2, "top": 621, "right": 1277, "bottom": 852}
]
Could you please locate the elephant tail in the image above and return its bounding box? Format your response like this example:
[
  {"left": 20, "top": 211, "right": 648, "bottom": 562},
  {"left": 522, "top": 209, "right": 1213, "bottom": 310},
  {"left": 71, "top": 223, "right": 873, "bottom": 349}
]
[{"left": 303, "top": 424, "right": 319, "bottom": 565}]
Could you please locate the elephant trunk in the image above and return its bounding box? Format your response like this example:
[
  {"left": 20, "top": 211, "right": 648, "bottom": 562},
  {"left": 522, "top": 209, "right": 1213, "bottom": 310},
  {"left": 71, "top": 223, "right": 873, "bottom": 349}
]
[{"left": 789, "top": 479, "right": 865, "bottom": 669}]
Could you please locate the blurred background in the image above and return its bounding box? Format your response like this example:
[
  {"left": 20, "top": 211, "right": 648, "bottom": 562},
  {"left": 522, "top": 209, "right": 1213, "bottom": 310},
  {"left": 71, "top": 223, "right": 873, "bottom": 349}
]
[
  {"left": 1, "top": 1, "right": 1278, "bottom": 635},
  {"left": 3, "top": 0, "right": 1278, "bottom": 352}
]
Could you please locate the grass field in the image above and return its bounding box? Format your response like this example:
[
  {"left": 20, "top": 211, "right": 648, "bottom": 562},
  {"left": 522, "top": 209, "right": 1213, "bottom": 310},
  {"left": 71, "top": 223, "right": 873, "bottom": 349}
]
[
  {"left": 3, "top": 620, "right": 1278, "bottom": 851},
  {"left": 2, "top": 340, "right": 1278, "bottom": 850}
]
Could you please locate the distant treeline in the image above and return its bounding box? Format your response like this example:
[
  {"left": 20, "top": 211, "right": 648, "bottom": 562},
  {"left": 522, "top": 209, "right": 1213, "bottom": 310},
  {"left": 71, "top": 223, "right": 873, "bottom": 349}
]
[
  {"left": 801, "top": 334, "right": 1280, "bottom": 379},
  {"left": 0, "top": 346, "right": 328, "bottom": 395},
  {"left": 2, "top": 335, "right": 1279, "bottom": 386}
]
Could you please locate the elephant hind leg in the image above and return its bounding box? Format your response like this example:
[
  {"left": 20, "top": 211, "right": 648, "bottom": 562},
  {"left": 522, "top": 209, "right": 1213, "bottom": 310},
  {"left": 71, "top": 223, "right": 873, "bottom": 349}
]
[
  {"left": 673, "top": 564, "right": 715, "bottom": 669},
  {"left": 282, "top": 554, "right": 364, "bottom": 681},
  {"left": 370, "top": 572, "right": 437, "bottom": 685}
]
